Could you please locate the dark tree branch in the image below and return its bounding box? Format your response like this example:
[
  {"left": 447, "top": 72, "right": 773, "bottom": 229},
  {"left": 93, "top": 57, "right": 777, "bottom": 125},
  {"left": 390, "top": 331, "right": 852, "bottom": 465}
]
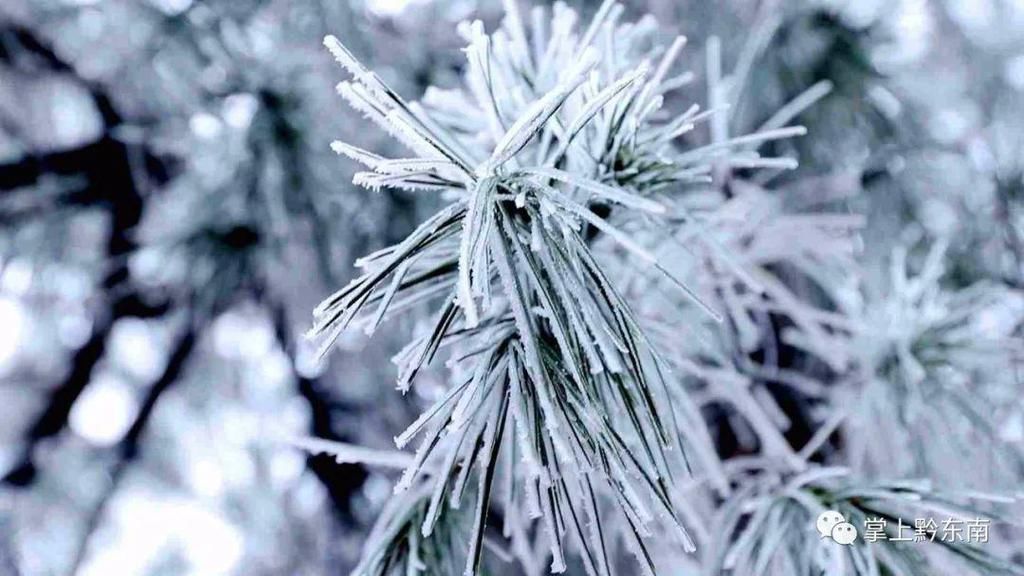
[
  {"left": 0, "top": 137, "right": 172, "bottom": 201},
  {"left": 2, "top": 287, "right": 172, "bottom": 487},
  {"left": 0, "top": 24, "right": 121, "bottom": 128},
  {"left": 268, "top": 300, "right": 368, "bottom": 523},
  {"left": 120, "top": 325, "right": 198, "bottom": 461},
  {"left": 1, "top": 26, "right": 175, "bottom": 488},
  {"left": 65, "top": 317, "right": 199, "bottom": 576},
  {"left": 1, "top": 139, "right": 171, "bottom": 485}
]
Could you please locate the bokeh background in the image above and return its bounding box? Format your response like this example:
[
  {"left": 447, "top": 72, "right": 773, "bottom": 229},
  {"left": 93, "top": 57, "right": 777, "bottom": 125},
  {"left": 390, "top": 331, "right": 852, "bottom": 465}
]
[{"left": 0, "top": 0, "right": 1022, "bottom": 574}]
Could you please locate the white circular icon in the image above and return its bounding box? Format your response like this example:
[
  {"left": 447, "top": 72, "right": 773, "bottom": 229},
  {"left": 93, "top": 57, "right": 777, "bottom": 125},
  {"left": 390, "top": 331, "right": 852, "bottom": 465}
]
[
  {"left": 831, "top": 521, "right": 858, "bottom": 545},
  {"left": 816, "top": 510, "right": 844, "bottom": 539}
]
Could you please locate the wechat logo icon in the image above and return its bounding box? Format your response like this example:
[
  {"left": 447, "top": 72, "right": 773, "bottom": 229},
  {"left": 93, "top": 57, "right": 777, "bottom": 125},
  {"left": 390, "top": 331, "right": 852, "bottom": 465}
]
[{"left": 817, "top": 510, "right": 858, "bottom": 545}]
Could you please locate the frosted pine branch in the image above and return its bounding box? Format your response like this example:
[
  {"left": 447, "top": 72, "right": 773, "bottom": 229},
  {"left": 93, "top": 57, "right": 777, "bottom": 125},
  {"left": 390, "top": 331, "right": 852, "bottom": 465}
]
[{"left": 308, "top": 1, "right": 1024, "bottom": 575}]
